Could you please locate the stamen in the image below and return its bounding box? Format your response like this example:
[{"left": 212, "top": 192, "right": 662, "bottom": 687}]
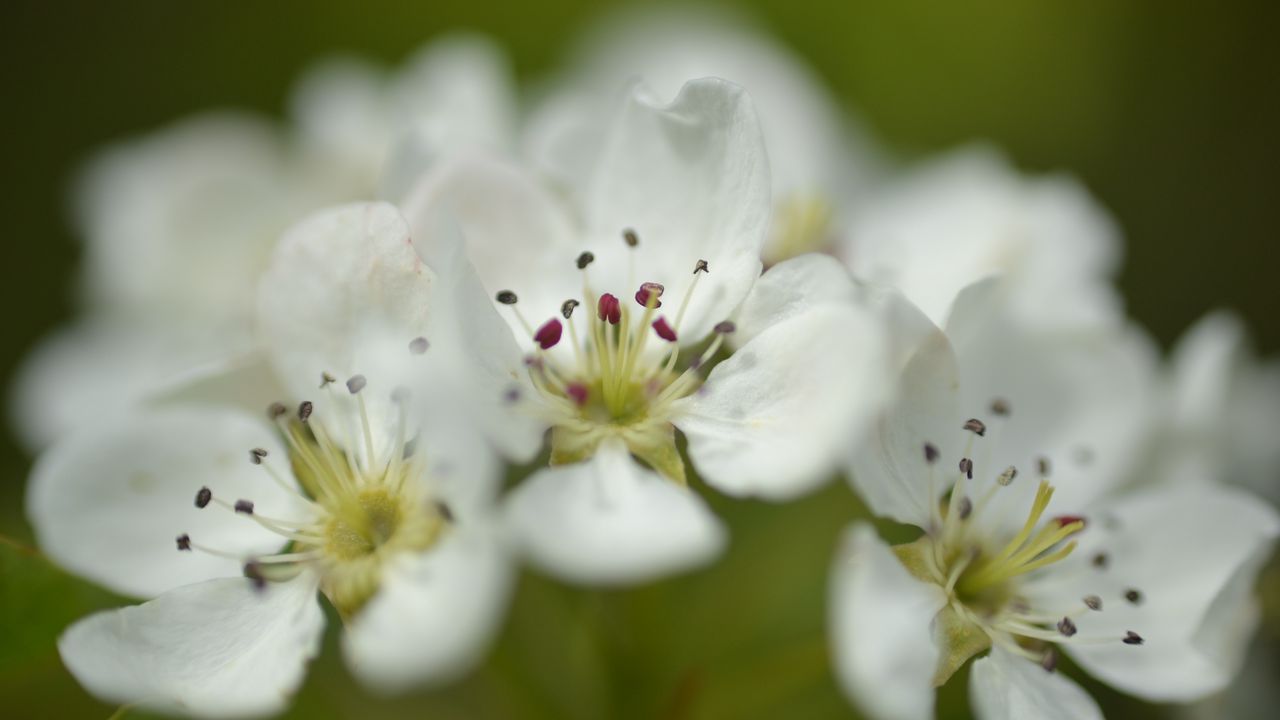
[
  {"left": 1084, "top": 595, "right": 1103, "bottom": 611},
  {"left": 576, "top": 251, "right": 595, "bottom": 269},
  {"left": 996, "top": 466, "right": 1017, "bottom": 486},
  {"left": 409, "top": 336, "right": 429, "bottom": 354},
  {"left": 535, "top": 319, "right": 563, "bottom": 350},
  {"left": 963, "top": 418, "right": 987, "bottom": 437},
  {"left": 1123, "top": 631, "right": 1144, "bottom": 645},
  {"left": 319, "top": 372, "right": 336, "bottom": 389},
  {"left": 298, "top": 401, "right": 314, "bottom": 422},
  {"left": 991, "top": 398, "right": 1011, "bottom": 416},
  {"left": 1092, "top": 552, "right": 1109, "bottom": 569},
  {"left": 496, "top": 290, "right": 518, "bottom": 305},
  {"left": 249, "top": 447, "right": 268, "bottom": 465},
  {"left": 176, "top": 534, "right": 191, "bottom": 551},
  {"left": 623, "top": 228, "right": 639, "bottom": 247},
  {"left": 195, "top": 487, "right": 212, "bottom": 509},
  {"left": 566, "top": 383, "right": 589, "bottom": 407},
  {"left": 635, "top": 282, "right": 664, "bottom": 308},
  {"left": 924, "top": 443, "right": 940, "bottom": 464},
  {"left": 959, "top": 458, "right": 974, "bottom": 480},
  {"left": 694, "top": 259, "right": 709, "bottom": 274},
  {"left": 561, "top": 299, "right": 580, "bottom": 319},
  {"left": 267, "top": 402, "right": 288, "bottom": 420},
  {"left": 244, "top": 562, "right": 267, "bottom": 590},
  {"left": 597, "top": 294, "right": 621, "bottom": 324},
  {"left": 957, "top": 496, "right": 973, "bottom": 520},
  {"left": 1124, "top": 589, "right": 1143, "bottom": 605},
  {"left": 234, "top": 500, "right": 255, "bottom": 515},
  {"left": 1037, "top": 457, "right": 1051, "bottom": 477},
  {"left": 435, "top": 501, "right": 455, "bottom": 523},
  {"left": 1057, "top": 617, "right": 1078, "bottom": 637},
  {"left": 1040, "top": 650, "right": 1057, "bottom": 673},
  {"left": 346, "top": 375, "right": 367, "bottom": 394},
  {"left": 652, "top": 317, "right": 677, "bottom": 342},
  {"left": 714, "top": 321, "right": 736, "bottom": 334}
]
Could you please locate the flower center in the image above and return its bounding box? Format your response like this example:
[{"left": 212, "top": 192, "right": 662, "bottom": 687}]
[
  {"left": 892, "top": 405, "right": 1145, "bottom": 681},
  {"left": 177, "top": 370, "right": 449, "bottom": 617},
  {"left": 498, "top": 231, "right": 735, "bottom": 483}
]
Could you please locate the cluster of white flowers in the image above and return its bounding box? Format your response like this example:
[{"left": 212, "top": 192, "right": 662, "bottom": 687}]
[{"left": 14, "top": 7, "right": 1279, "bottom": 719}]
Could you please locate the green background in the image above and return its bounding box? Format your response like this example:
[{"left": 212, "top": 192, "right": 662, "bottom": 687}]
[{"left": 1, "top": 1, "right": 1276, "bottom": 717}]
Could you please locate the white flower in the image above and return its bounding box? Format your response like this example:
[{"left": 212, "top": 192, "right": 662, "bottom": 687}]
[
  {"left": 405, "top": 78, "right": 890, "bottom": 585},
  {"left": 831, "top": 281, "right": 1279, "bottom": 719},
  {"left": 11, "top": 36, "right": 515, "bottom": 450},
  {"left": 523, "top": 4, "right": 880, "bottom": 265},
  {"left": 841, "top": 146, "right": 1124, "bottom": 332},
  {"left": 26, "top": 203, "right": 518, "bottom": 716}
]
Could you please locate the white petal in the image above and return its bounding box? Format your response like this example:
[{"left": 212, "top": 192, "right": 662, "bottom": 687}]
[
  {"left": 969, "top": 647, "right": 1103, "bottom": 720},
  {"left": 59, "top": 575, "right": 324, "bottom": 718},
  {"left": 400, "top": 155, "right": 581, "bottom": 339},
  {"left": 381, "top": 35, "right": 516, "bottom": 200},
  {"left": 582, "top": 78, "right": 769, "bottom": 341},
  {"left": 10, "top": 319, "right": 252, "bottom": 451},
  {"left": 729, "top": 253, "right": 859, "bottom": 347},
  {"left": 842, "top": 145, "right": 1122, "bottom": 331},
  {"left": 829, "top": 523, "right": 947, "bottom": 720},
  {"left": 26, "top": 407, "right": 306, "bottom": 598},
  {"left": 677, "top": 302, "right": 888, "bottom": 501},
  {"left": 257, "top": 202, "right": 438, "bottom": 465},
  {"left": 1027, "top": 485, "right": 1279, "bottom": 702},
  {"left": 848, "top": 319, "right": 963, "bottom": 528},
  {"left": 75, "top": 113, "right": 301, "bottom": 320},
  {"left": 342, "top": 521, "right": 513, "bottom": 693},
  {"left": 503, "top": 440, "right": 725, "bottom": 585},
  {"left": 944, "top": 278, "right": 1159, "bottom": 521}
]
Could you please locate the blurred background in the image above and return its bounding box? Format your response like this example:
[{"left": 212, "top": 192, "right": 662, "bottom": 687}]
[{"left": 2, "top": 1, "right": 1276, "bottom": 717}]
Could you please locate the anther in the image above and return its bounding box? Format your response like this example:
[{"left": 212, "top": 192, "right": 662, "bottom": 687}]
[
  {"left": 963, "top": 418, "right": 987, "bottom": 437},
  {"left": 1124, "top": 589, "right": 1143, "bottom": 605},
  {"left": 249, "top": 447, "right": 268, "bottom": 465},
  {"left": 694, "top": 259, "right": 709, "bottom": 274},
  {"left": 346, "top": 375, "right": 367, "bottom": 394},
  {"left": 234, "top": 500, "right": 255, "bottom": 515},
  {"left": 1091, "top": 552, "right": 1109, "bottom": 569},
  {"left": 576, "top": 251, "right": 595, "bottom": 269},
  {"left": 959, "top": 457, "right": 974, "bottom": 479},
  {"left": 566, "top": 382, "right": 589, "bottom": 407},
  {"left": 1084, "top": 595, "right": 1103, "bottom": 611},
  {"left": 1054, "top": 515, "right": 1087, "bottom": 529},
  {"left": 652, "top": 317, "right": 677, "bottom": 342},
  {"left": 409, "top": 336, "right": 429, "bottom": 354},
  {"left": 176, "top": 533, "right": 191, "bottom": 551},
  {"left": 997, "top": 466, "right": 1018, "bottom": 486},
  {"left": 635, "top": 282, "right": 665, "bottom": 308},
  {"left": 298, "top": 401, "right": 314, "bottom": 422},
  {"left": 534, "top": 319, "right": 563, "bottom": 350},
  {"left": 244, "top": 562, "right": 267, "bottom": 591},
  {"left": 990, "top": 398, "right": 1011, "bottom": 416},
  {"left": 435, "top": 501, "right": 455, "bottom": 523},
  {"left": 1123, "top": 631, "right": 1144, "bottom": 645},
  {"left": 714, "top": 320, "right": 736, "bottom": 334},
  {"left": 1057, "top": 617, "right": 1078, "bottom": 637},
  {"left": 195, "top": 487, "right": 212, "bottom": 509},
  {"left": 957, "top": 496, "right": 973, "bottom": 520},
  {"left": 319, "top": 372, "right": 336, "bottom": 388},
  {"left": 623, "top": 228, "right": 639, "bottom": 247},
  {"left": 594, "top": 294, "right": 621, "bottom": 324},
  {"left": 503, "top": 387, "right": 521, "bottom": 404},
  {"left": 924, "top": 443, "right": 940, "bottom": 464},
  {"left": 1037, "top": 457, "right": 1051, "bottom": 476},
  {"left": 1040, "top": 650, "right": 1058, "bottom": 673},
  {"left": 267, "top": 402, "right": 287, "bottom": 420},
  {"left": 561, "top": 299, "right": 580, "bottom": 319},
  {"left": 496, "top": 290, "right": 518, "bottom": 305}
]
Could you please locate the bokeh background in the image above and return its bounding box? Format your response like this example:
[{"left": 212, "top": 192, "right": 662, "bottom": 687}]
[{"left": 2, "top": 1, "right": 1276, "bottom": 717}]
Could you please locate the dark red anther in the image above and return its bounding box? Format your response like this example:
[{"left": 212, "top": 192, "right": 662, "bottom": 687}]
[
  {"left": 534, "top": 319, "right": 563, "bottom": 350},
  {"left": 597, "top": 293, "right": 621, "bottom": 324},
  {"left": 566, "top": 382, "right": 590, "bottom": 407},
  {"left": 1054, "top": 515, "right": 1087, "bottom": 530},
  {"left": 635, "top": 282, "right": 664, "bottom": 308},
  {"left": 652, "top": 317, "right": 677, "bottom": 342}
]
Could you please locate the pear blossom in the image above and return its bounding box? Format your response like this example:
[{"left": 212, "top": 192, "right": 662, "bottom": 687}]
[
  {"left": 406, "top": 78, "right": 890, "bottom": 585},
  {"left": 11, "top": 35, "right": 515, "bottom": 450},
  {"left": 832, "top": 280, "right": 1279, "bottom": 719},
  {"left": 840, "top": 146, "right": 1124, "bottom": 332},
  {"left": 524, "top": 4, "right": 881, "bottom": 265},
  {"left": 26, "top": 203, "right": 518, "bottom": 716}
]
